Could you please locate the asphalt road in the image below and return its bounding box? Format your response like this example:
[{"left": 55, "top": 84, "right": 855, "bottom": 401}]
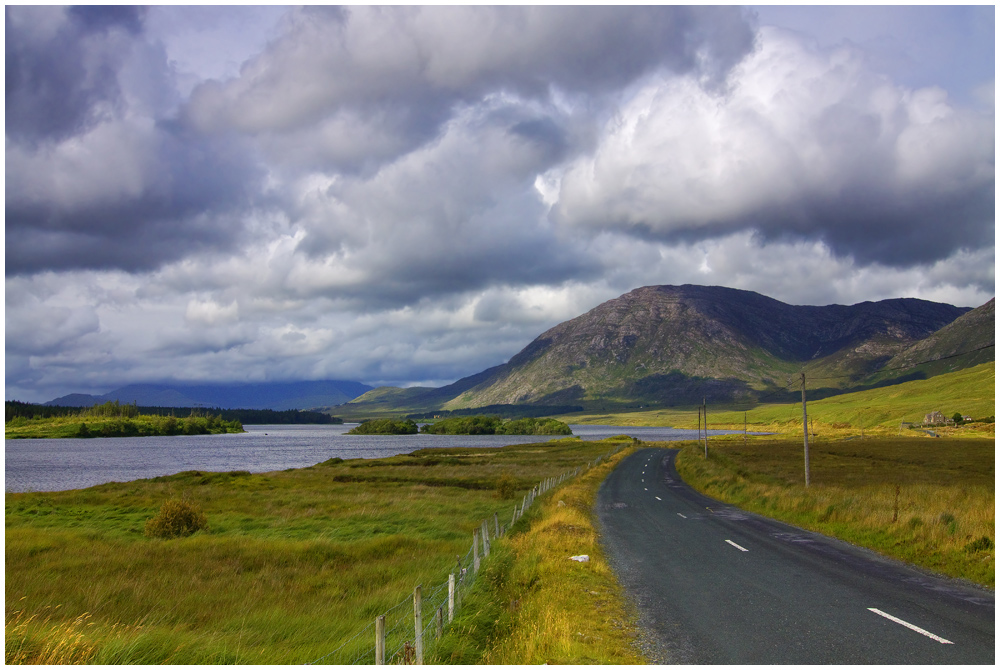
[{"left": 596, "top": 448, "right": 995, "bottom": 664}]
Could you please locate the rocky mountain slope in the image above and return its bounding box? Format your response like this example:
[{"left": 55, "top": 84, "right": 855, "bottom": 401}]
[{"left": 351, "top": 284, "right": 988, "bottom": 411}]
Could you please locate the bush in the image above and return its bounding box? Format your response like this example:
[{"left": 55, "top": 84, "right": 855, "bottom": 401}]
[
  {"left": 495, "top": 473, "right": 517, "bottom": 499},
  {"left": 144, "top": 499, "right": 208, "bottom": 538}
]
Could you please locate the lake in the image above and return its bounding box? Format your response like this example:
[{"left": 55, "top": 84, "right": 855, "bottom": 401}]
[{"left": 4, "top": 423, "right": 735, "bottom": 493}]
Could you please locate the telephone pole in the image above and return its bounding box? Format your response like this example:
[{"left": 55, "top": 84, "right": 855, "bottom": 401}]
[
  {"left": 703, "top": 398, "right": 708, "bottom": 458},
  {"left": 801, "top": 372, "right": 810, "bottom": 487}
]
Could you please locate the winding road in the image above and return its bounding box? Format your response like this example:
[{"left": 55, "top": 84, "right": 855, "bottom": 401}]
[{"left": 596, "top": 448, "right": 994, "bottom": 664}]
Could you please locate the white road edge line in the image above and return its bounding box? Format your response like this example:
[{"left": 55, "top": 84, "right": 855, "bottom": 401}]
[
  {"left": 676, "top": 513, "right": 687, "bottom": 518},
  {"left": 867, "top": 608, "right": 954, "bottom": 644},
  {"left": 725, "top": 540, "right": 749, "bottom": 552}
]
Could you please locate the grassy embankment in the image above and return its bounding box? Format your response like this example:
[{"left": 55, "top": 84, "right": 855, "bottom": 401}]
[
  {"left": 5, "top": 438, "right": 639, "bottom": 664},
  {"left": 559, "top": 362, "right": 995, "bottom": 438},
  {"left": 433, "top": 442, "right": 645, "bottom": 664},
  {"left": 674, "top": 437, "right": 995, "bottom": 589}
]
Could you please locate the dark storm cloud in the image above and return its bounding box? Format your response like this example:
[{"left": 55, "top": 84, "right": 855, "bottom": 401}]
[
  {"left": 6, "top": 124, "right": 262, "bottom": 275},
  {"left": 5, "top": 6, "right": 146, "bottom": 146},
  {"left": 68, "top": 5, "right": 146, "bottom": 34},
  {"left": 5, "top": 7, "right": 264, "bottom": 276},
  {"left": 748, "top": 181, "right": 995, "bottom": 267},
  {"left": 185, "top": 6, "right": 756, "bottom": 151}
]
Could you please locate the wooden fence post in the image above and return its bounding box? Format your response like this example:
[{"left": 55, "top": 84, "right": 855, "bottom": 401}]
[
  {"left": 473, "top": 529, "right": 480, "bottom": 573},
  {"left": 375, "top": 614, "right": 385, "bottom": 665},
  {"left": 448, "top": 573, "right": 455, "bottom": 622},
  {"left": 481, "top": 520, "right": 490, "bottom": 557},
  {"left": 413, "top": 585, "right": 423, "bottom": 665},
  {"left": 511, "top": 506, "right": 517, "bottom": 528},
  {"left": 494, "top": 512, "right": 499, "bottom": 538},
  {"left": 436, "top": 606, "right": 443, "bottom": 640}
]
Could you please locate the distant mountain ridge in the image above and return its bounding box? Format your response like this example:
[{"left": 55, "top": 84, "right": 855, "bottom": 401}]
[
  {"left": 349, "top": 284, "right": 991, "bottom": 411},
  {"left": 46, "top": 380, "right": 374, "bottom": 411}
]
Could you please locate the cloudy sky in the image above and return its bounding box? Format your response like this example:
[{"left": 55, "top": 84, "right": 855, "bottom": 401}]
[{"left": 5, "top": 5, "right": 995, "bottom": 402}]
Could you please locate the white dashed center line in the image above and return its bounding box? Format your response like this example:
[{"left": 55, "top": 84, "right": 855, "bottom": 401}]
[
  {"left": 677, "top": 513, "right": 687, "bottom": 519},
  {"left": 726, "top": 540, "right": 749, "bottom": 552},
  {"left": 867, "top": 608, "right": 953, "bottom": 644},
  {"left": 655, "top": 496, "right": 662, "bottom": 501}
]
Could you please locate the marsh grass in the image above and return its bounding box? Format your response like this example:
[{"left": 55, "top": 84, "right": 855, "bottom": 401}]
[
  {"left": 433, "top": 445, "right": 645, "bottom": 664},
  {"left": 6, "top": 439, "right": 619, "bottom": 664},
  {"left": 675, "top": 437, "right": 995, "bottom": 588}
]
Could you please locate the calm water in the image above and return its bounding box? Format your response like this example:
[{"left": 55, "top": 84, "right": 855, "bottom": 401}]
[{"left": 4, "top": 423, "right": 732, "bottom": 493}]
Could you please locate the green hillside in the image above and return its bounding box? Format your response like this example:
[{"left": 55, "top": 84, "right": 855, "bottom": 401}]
[{"left": 563, "top": 362, "right": 995, "bottom": 435}]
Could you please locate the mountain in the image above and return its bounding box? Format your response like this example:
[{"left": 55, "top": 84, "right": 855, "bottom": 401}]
[
  {"left": 350, "top": 284, "right": 986, "bottom": 412},
  {"left": 879, "top": 298, "right": 994, "bottom": 377},
  {"left": 46, "top": 380, "right": 374, "bottom": 410}
]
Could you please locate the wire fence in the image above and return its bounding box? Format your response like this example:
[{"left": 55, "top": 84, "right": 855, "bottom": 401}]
[{"left": 306, "top": 442, "right": 629, "bottom": 665}]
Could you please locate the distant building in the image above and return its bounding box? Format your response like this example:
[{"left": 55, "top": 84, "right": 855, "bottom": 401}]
[
  {"left": 962, "top": 415, "right": 973, "bottom": 422},
  {"left": 923, "top": 411, "right": 946, "bottom": 425}
]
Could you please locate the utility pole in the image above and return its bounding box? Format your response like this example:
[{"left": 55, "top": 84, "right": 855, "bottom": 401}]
[
  {"left": 703, "top": 398, "right": 708, "bottom": 458},
  {"left": 801, "top": 373, "right": 810, "bottom": 488},
  {"left": 698, "top": 402, "right": 703, "bottom": 456}
]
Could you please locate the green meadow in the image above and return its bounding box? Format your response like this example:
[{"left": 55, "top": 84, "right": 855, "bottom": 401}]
[{"left": 5, "top": 438, "right": 622, "bottom": 664}]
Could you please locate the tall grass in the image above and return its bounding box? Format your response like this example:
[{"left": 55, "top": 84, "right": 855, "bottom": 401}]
[
  {"left": 675, "top": 437, "right": 995, "bottom": 588},
  {"left": 6, "top": 439, "right": 621, "bottom": 664}
]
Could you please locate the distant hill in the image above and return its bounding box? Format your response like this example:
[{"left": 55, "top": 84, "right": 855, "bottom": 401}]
[
  {"left": 46, "top": 380, "right": 374, "bottom": 411},
  {"left": 348, "top": 284, "right": 988, "bottom": 413}
]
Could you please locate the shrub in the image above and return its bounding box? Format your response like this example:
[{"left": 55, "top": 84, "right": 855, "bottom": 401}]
[
  {"left": 495, "top": 473, "right": 517, "bottom": 499},
  {"left": 144, "top": 499, "right": 208, "bottom": 538}
]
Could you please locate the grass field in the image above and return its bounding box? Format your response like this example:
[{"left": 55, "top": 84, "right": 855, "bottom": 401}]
[
  {"left": 674, "top": 436, "right": 995, "bottom": 589},
  {"left": 5, "top": 438, "right": 624, "bottom": 664},
  {"left": 559, "top": 363, "right": 995, "bottom": 438}
]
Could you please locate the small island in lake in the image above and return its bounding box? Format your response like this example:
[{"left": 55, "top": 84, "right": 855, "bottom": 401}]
[
  {"left": 6, "top": 401, "right": 348, "bottom": 439},
  {"left": 346, "top": 418, "right": 420, "bottom": 435},
  {"left": 420, "top": 415, "right": 572, "bottom": 436},
  {"left": 5, "top": 401, "right": 244, "bottom": 439}
]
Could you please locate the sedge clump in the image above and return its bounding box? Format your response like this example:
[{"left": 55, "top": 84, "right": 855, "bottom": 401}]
[{"left": 144, "top": 499, "right": 208, "bottom": 538}]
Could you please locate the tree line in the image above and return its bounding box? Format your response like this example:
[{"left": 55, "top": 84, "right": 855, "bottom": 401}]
[{"left": 6, "top": 401, "right": 341, "bottom": 425}]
